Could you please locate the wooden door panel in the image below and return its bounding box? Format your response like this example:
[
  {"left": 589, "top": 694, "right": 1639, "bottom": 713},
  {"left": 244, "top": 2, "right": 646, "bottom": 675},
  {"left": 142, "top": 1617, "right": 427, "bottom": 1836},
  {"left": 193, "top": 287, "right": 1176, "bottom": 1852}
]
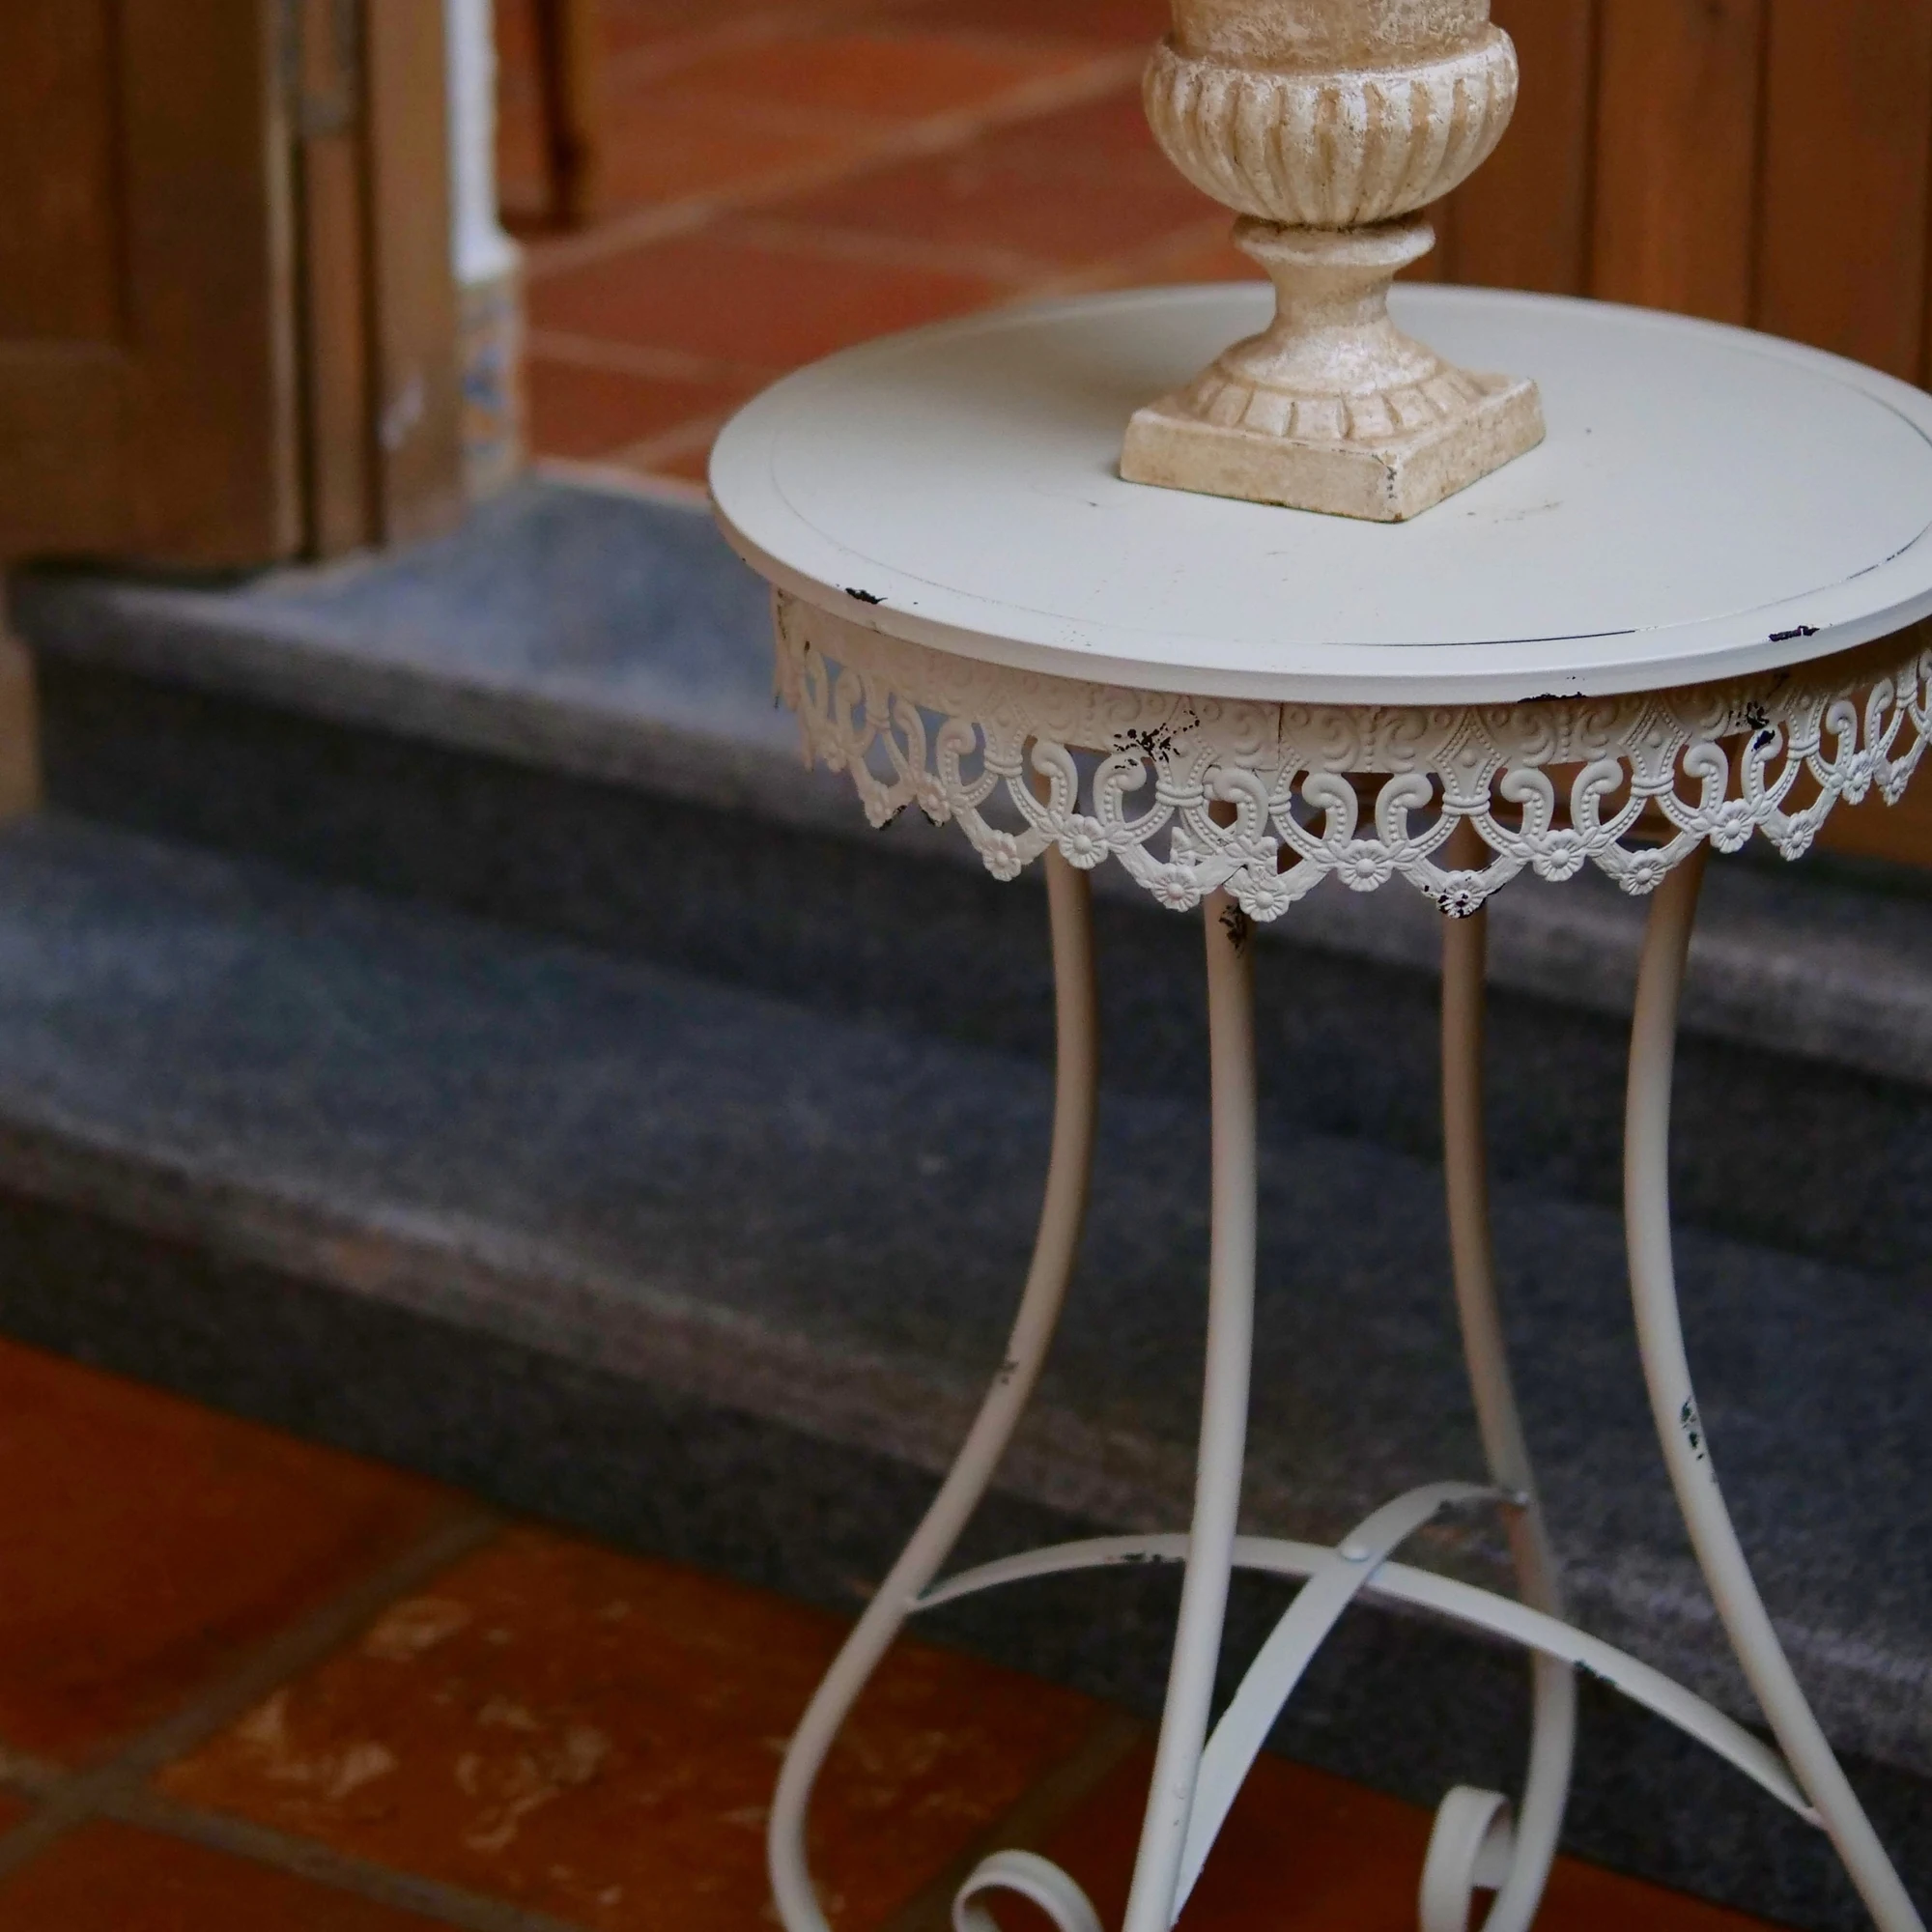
[
  {"left": 362, "top": 0, "right": 466, "bottom": 548},
  {"left": 294, "top": 0, "right": 379, "bottom": 556},
  {"left": 0, "top": 0, "right": 300, "bottom": 564},
  {"left": 0, "top": 2, "right": 122, "bottom": 344},
  {"left": 0, "top": 349, "right": 128, "bottom": 555},
  {"left": 1592, "top": 0, "right": 1768, "bottom": 324},
  {"left": 116, "top": 0, "right": 303, "bottom": 562},
  {"left": 1758, "top": 0, "right": 1932, "bottom": 383},
  {"left": 0, "top": 2, "right": 128, "bottom": 552},
  {"left": 1447, "top": 0, "right": 1601, "bottom": 296}
]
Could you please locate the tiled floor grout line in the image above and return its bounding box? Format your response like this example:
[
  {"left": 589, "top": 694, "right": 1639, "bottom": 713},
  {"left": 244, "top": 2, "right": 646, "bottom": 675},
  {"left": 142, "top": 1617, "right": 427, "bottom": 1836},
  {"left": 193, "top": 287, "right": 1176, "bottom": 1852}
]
[
  {"left": 577, "top": 0, "right": 948, "bottom": 97},
  {"left": 877, "top": 1708, "right": 1147, "bottom": 1932},
  {"left": 0, "top": 1504, "right": 500, "bottom": 1885},
  {"left": 520, "top": 50, "right": 1145, "bottom": 280},
  {"left": 525, "top": 327, "right": 779, "bottom": 386},
  {"left": 109, "top": 1789, "right": 587, "bottom": 1932},
  {"left": 0, "top": 1748, "right": 64, "bottom": 1803},
  {"left": 504, "top": 0, "right": 1128, "bottom": 115},
  {"left": 581, "top": 213, "right": 1248, "bottom": 482},
  {"left": 721, "top": 212, "right": 1045, "bottom": 286},
  {"left": 0, "top": 1483, "right": 1140, "bottom": 1932},
  {"left": 498, "top": 0, "right": 866, "bottom": 118},
  {"left": 1027, "top": 213, "right": 1246, "bottom": 298},
  {"left": 592, "top": 3, "right": 874, "bottom": 91},
  {"left": 535, "top": 456, "right": 711, "bottom": 509},
  {"left": 642, "top": 90, "right": 929, "bottom": 147},
  {"left": 606, "top": 412, "right": 745, "bottom": 471}
]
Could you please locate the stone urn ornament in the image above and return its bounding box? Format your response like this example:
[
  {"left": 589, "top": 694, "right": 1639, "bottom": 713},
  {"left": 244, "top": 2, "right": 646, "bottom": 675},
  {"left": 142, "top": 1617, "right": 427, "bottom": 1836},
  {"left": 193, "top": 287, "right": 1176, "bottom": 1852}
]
[{"left": 1122, "top": 0, "right": 1542, "bottom": 522}]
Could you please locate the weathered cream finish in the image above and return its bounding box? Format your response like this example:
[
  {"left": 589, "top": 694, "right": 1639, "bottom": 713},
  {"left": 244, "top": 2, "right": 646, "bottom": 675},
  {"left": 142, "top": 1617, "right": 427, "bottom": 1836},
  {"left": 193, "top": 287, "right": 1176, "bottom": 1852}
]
[
  {"left": 1171, "top": 0, "right": 1492, "bottom": 66},
  {"left": 1122, "top": 0, "right": 1543, "bottom": 521}
]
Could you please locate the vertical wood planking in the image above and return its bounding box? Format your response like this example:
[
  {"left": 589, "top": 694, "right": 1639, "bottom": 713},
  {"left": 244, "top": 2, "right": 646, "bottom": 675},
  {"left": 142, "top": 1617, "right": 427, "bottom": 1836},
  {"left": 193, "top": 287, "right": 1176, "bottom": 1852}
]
[
  {"left": 531, "top": 0, "right": 608, "bottom": 227},
  {"left": 0, "top": 598, "right": 40, "bottom": 823},
  {"left": 2, "top": 0, "right": 303, "bottom": 563},
  {"left": 296, "top": 0, "right": 377, "bottom": 556},
  {"left": 119, "top": 0, "right": 304, "bottom": 562},
  {"left": 0, "top": 2, "right": 122, "bottom": 343},
  {"left": 1757, "top": 0, "right": 1932, "bottom": 382},
  {"left": 1926, "top": 133, "right": 1932, "bottom": 388},
  {"left": 361, "top": 0, "right": 466, "bottom": 547},
  {"left": 1590, "top": 0, "right": 1767, "bottom": 323},
  {"left": 0, "top": 0, "right": 130, "bottom": 553},
  {"left": 1444, "top": 0, "right": 1599, "bottom": 294}
]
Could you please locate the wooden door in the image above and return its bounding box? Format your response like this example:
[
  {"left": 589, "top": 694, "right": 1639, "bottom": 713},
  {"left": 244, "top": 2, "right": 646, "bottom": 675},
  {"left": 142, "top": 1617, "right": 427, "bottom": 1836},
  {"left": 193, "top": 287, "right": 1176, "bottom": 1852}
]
[
  {"left": 292, "top": 0, "right": 466, "bottom": 557},
  {"left": 0, "top": 0, "right": 303, "bottom": 566},
  {"left": 0, "top": 0, "right": 463, "bottom": 569}
]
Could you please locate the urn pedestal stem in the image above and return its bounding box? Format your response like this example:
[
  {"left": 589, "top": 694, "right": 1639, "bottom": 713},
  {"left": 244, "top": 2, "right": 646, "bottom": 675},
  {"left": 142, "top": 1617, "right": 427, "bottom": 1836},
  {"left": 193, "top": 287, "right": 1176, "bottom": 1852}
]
[{"left": 1122, "top": 6, "right": 1544, "bottom": 522}]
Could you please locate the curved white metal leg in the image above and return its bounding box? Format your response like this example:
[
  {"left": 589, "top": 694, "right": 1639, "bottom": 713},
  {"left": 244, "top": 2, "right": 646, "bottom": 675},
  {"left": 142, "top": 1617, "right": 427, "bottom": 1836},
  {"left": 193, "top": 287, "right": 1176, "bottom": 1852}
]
[
  {"left": 1175, "top": 1481, "right": 1502, "bottom": 1917},
  {"left": 1120, "top": 892, "right": 1259, "bottom": 1932},
  {"left": 1435, "top": 897, "right": 1577, "bottom": 1932},
  {"left": 1627, "top": 850, "right": 1925, "bottom": 1932},
  {"left": 767, "top": 854, "right": 1100, "bottom": 1932}
]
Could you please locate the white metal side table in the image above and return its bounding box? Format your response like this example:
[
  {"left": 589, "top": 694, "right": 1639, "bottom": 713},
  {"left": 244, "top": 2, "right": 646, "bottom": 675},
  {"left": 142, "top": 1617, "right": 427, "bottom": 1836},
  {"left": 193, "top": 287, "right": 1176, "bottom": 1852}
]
[{"left": 711, "top": 285, "right": 1932, "bottom": 1932}]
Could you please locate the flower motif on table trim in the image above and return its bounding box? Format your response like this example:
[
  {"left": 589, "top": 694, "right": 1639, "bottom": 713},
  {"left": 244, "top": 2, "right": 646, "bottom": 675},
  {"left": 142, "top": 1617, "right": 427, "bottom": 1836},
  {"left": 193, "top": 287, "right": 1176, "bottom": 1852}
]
[
  {"left": 1333, "top": 843, "right": 1396, "bottom": 893},
  {"left": 1231, "top": 865, "right": 1304, "bottom": 923},
  {"left": 1150, "top": 865, "right": 1206, "bottom": 912},
  {"left": 913, "top": 772, "right": 952, "bottom": 825},
  {"left": 1706, "top": 799, "right": 1758, "bottom": 854},
  {"left": 1057, "top": 816, "right": 1110, "bottom": 869},
  {"left": 1617, "top": 849, "right": 1674, "bottom": 897},
  {"left": 1528, "top": 830, "right": 1586, "bottom": 883},
  {"left": 1435, "top": 873, "right": 1491, "bottom": 920},
  {"left": 980, "top": 830, "right": 1025, "bottom": 883}
]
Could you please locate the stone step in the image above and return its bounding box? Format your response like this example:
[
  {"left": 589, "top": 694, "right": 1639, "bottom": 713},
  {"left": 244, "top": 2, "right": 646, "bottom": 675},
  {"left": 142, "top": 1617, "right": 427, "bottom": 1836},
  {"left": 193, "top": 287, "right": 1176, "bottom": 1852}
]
[
  {"left": 18, "top": 476, "right": 1932, "bottom": 1093},
  {"left": 14, "top": 478, "right": 1932, "bottom": 1925},
  {"left": 0, "top": 810, "right": 1922, "bottom": 1929}
]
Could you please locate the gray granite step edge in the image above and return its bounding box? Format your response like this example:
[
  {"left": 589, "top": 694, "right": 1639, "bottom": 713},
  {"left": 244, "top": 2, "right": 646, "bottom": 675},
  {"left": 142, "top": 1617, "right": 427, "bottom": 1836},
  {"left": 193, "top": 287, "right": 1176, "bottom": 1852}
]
[
  {"left": 0, "top": 1094, "right": 1918, "bottom": 1785},
  {"left": 23, "top": 562, "right": 1932, "bottom": 1092}
]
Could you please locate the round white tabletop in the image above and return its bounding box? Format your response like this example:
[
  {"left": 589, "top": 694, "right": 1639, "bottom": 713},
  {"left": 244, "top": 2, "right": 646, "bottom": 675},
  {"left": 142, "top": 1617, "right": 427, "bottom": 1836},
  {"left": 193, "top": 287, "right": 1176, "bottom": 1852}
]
[
  {"left": 713, "top": 287, "right": 1932, "bottom": 914},
  {"left": 712, "top": 285, "right": 1932, "bottom": 706}
]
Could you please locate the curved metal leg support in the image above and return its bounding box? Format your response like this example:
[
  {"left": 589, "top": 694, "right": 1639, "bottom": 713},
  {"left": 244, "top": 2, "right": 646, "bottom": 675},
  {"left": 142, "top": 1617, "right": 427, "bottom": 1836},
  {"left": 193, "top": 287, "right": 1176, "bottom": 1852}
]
[
  {"left": 1434, "top": 897, "right": 1577, "bottom": 1932},
  {"left": 1627, "top": 850, "right": 1925, "bottom": 1932},
  {"left": 918, "top": 1531, "right": 1815, "bottom": 1821},
  {"left": 1175, "top": 1482, "right": 1501, "bottom": 1918},
  {"left": 777, "top": 841, "right": 1925, "bottom": 1932},
  {"left": 1120, "top": 892, "right": 1260, "bottom": 1932},
  {"left": 767, "top": 855, "right": 1100, "bottom": 1932}
]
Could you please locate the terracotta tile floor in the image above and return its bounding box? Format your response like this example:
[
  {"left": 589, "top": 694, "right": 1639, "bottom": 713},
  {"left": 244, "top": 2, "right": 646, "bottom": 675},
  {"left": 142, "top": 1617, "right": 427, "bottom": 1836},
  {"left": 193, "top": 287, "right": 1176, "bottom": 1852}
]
[
  {"left": 0, "top": 1332, "right": 1796, "bottom": 1929},
  {"left": 496, "top": 0, "right": 1244, "bottom": 497}
]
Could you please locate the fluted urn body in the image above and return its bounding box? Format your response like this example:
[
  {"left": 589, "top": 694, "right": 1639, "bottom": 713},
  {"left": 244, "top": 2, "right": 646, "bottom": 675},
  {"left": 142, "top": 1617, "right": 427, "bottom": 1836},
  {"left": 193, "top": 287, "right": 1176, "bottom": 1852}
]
[{"left": 1121, "top": 0, "right": 1543, "bottom": 522}]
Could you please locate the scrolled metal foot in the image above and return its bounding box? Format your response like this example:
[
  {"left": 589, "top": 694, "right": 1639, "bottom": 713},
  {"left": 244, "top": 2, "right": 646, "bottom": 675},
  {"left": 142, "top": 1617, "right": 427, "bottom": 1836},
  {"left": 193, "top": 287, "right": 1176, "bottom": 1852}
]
[
  {"left": 1420, "top": 1787, "right": 1518, "bottom": 1932},
  {"left": 954, "top": 1851, "right": 1103, "bottom": 1932}
]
